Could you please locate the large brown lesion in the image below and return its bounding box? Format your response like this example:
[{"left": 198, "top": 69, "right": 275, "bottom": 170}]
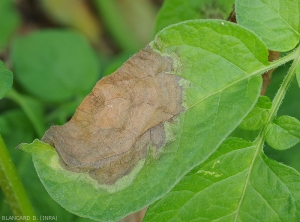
[{"left": 42, "top": 46, "right": 184, "bottom": 185}]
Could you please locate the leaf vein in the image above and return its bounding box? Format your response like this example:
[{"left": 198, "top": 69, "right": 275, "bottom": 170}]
[{"left": 249, "top": 180, "right": 282, "bottom": 221}]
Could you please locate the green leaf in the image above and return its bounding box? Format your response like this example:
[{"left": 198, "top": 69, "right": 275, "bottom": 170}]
[
  {"left": 11, "top": 30, "right": 100, "bottom": 103},
  {"left": 20, "top": 20, "right": 274, "bottom": 221},
  {"left": 266, "top": 115, "right": 300, "bottom": 150},
  {"left": 144, "top": 137, "right": 300, "bottom": 221},
  {"left": 155, "top": 0, "right": 234, "bottom": 33},
  {"left": 0, "top": 0, "right": 20, "bottom": 52},
  {"left": 239, "top": 96, "right": 272, "bottom": 130},
  {"left": 0, "top": 61, "right": 13, "bottom": 100},
  {"left": 236, "top": 0, "right": 300, "bottom": 52}
]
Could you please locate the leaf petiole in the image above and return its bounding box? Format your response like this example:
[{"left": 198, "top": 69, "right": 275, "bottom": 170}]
[
  {"left": 248, "top": 47, "right": 300, "bottom": 159},
  {"left": 267, "top": 47, "right": 299, "bottom": 71}
]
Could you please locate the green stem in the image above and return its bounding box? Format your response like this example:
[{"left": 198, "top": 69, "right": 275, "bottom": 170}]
[
  {"left": 0, "top": 134, "right": 35, "bottom": 220},
  {"left": 234, "top": 47, "right": 300, "bottom": 222},
  {"left": 267, "top": 49, "right": 300, "bottom": 124},
  {"left": 256, "top": 46, "right": 300, "bottom": 148}
]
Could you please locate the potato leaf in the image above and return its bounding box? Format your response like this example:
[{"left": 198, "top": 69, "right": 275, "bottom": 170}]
[
  {"left": 266, "top": 115, "right": 300, "bottom": 150},
  {"left": 236, "top": 0, "right": 300, "bottom": 52},
  {"left": 20, "top": 20, "right": 274, "bottom": 221},
  {"left": 12, "top": 30, "right": 99, "bottom": 103},
  {"left": 239, "top": 96, "right": 272, "bottom": 130},
  {"left": 144, "top": 137, "right": 300, "bottom": 221}
]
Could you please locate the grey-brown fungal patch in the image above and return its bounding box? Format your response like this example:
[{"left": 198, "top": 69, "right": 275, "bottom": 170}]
[{"left": 42, "top": 46, "right": 184, "bottom": 185}]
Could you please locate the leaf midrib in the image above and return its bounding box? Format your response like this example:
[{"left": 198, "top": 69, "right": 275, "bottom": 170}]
[{"left": 233, "top": 137, "right": 263, "bottom": 222}]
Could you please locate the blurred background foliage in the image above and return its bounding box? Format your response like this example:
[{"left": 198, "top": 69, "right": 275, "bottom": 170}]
[{"left": 0, "top": 0, "right": 299, "bottom": 221}]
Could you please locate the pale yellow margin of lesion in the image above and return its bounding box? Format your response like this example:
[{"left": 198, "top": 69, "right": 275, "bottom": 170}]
[
  {"left": 148, "top": 41, "right": 192, "bottom": 110},
  {"left": 163, "top": 116, "right": 182, "bottom": 147},
  {"left": 49, "top": 153, "right": 146, "bottom": 194}
]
